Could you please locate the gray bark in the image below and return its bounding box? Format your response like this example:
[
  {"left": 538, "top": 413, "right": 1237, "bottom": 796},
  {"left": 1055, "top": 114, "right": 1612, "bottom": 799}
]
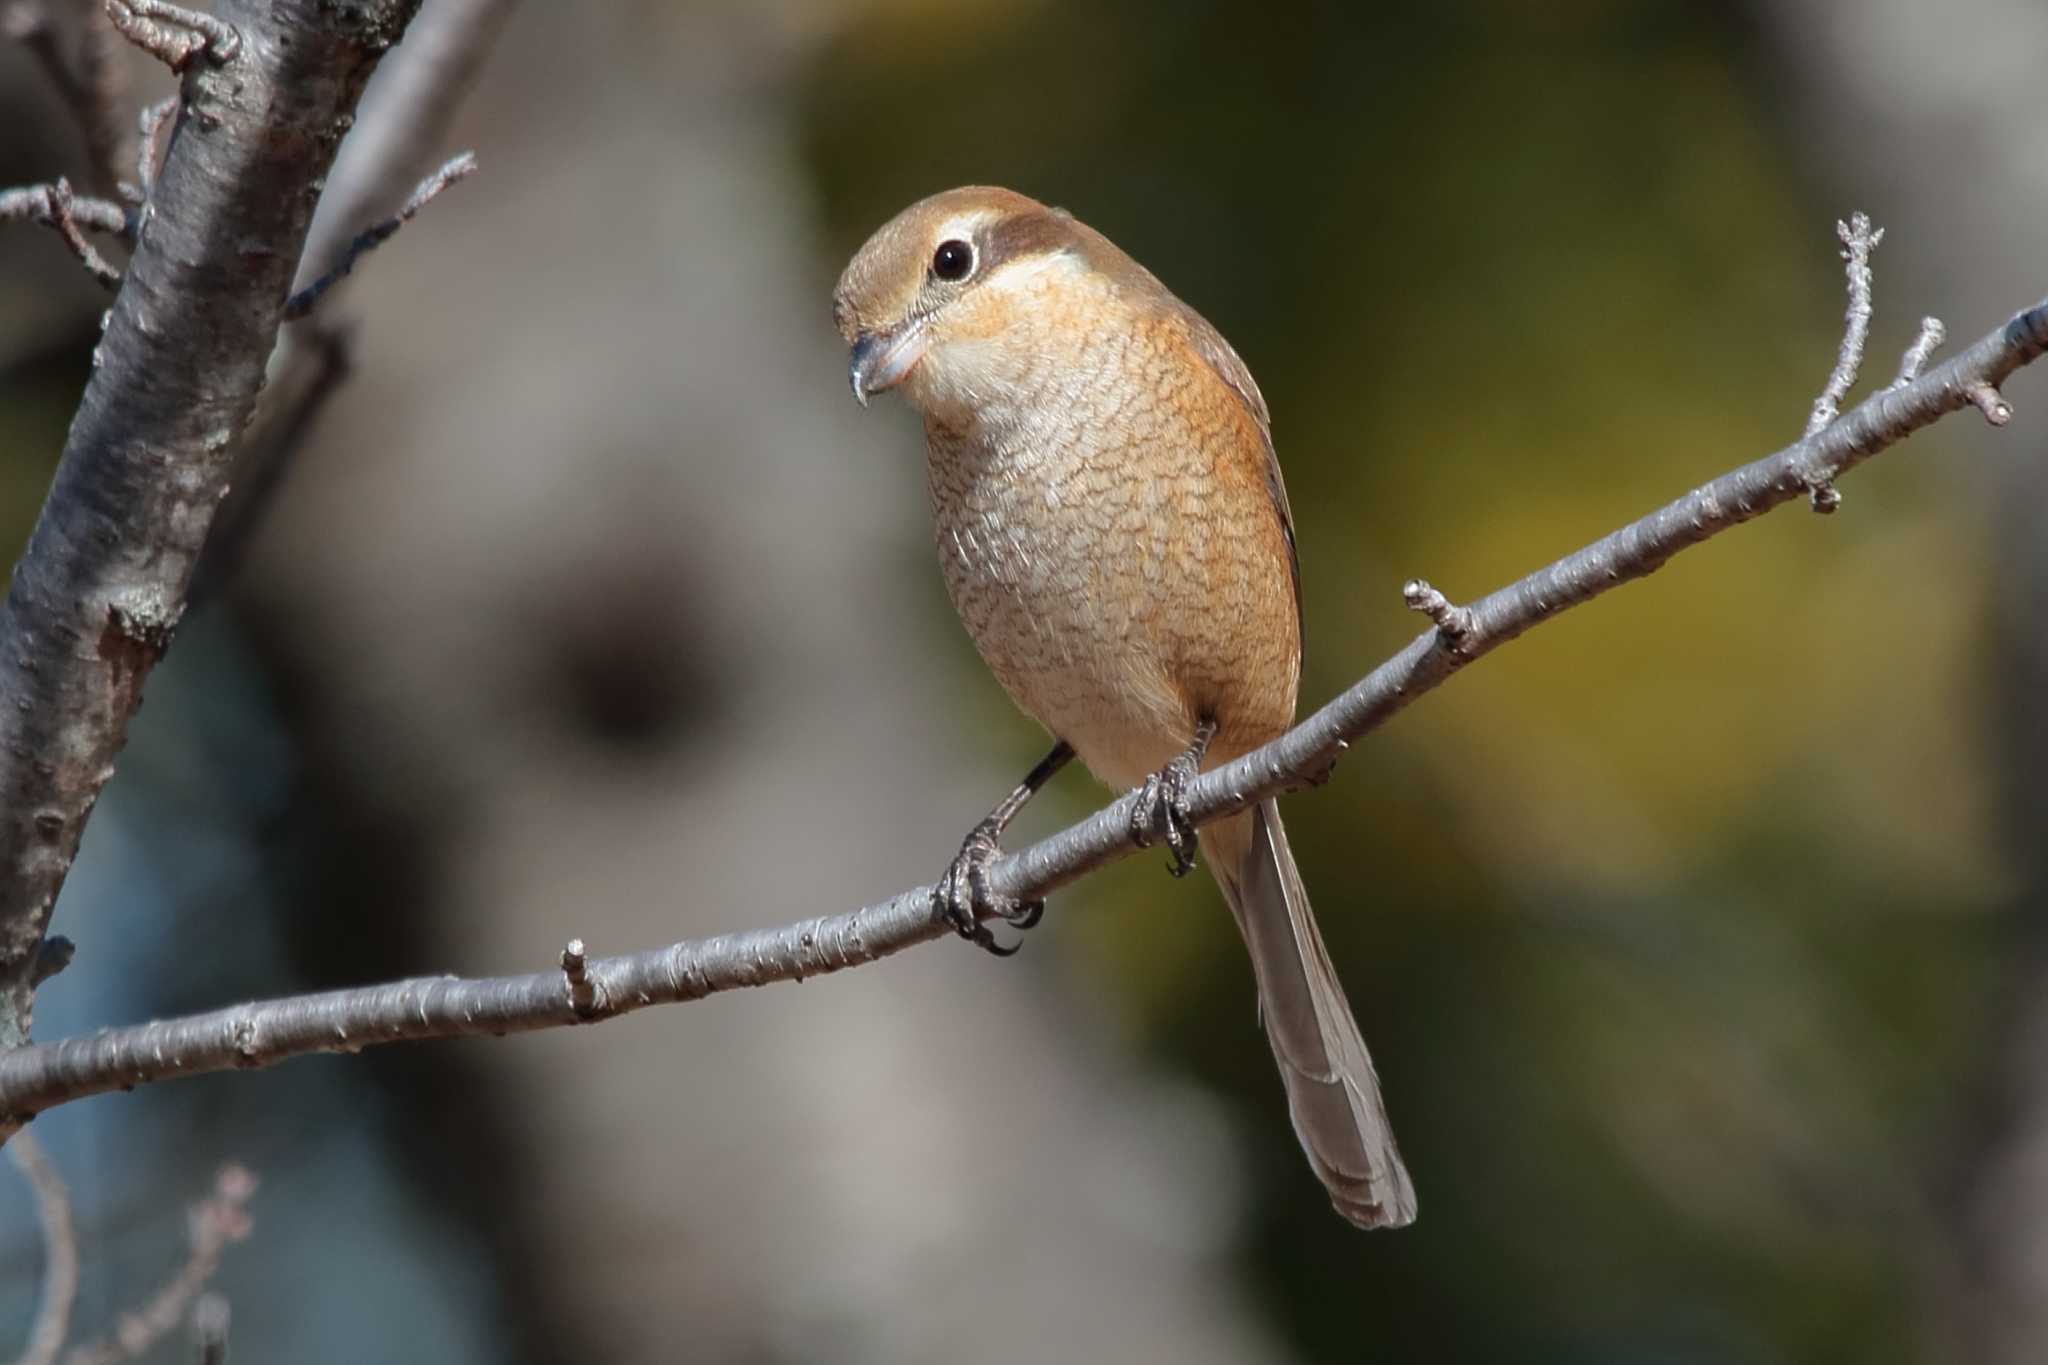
[{"left": 0, "top": 0, "right": 423, "bottom": 1048}]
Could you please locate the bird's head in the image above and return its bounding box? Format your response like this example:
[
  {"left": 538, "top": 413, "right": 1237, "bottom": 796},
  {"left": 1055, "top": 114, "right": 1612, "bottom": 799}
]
[{"left": 833, "top": 185, "right": 1108, "bottom": 412}]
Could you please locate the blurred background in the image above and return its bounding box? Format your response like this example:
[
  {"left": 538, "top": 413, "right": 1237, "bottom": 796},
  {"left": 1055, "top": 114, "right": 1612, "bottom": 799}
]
[{"left": 1, "top": 0, "right": 2044, "bottom": 1360}]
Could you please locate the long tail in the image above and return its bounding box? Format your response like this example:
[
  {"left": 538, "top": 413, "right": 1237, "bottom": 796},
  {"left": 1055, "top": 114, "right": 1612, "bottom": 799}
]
[{"left": 1200, "top": 800, "right": 1416, "bottom": 1228}]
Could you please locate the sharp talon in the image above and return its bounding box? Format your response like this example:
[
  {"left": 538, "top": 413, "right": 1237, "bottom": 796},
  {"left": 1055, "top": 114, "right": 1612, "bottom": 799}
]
[
  {"left": 929, "top": 852, "right": 976, "bottom": 939},
  {"left": 934, "top": 816, "right": 1044, "bottom": 955},
  {"left": 1134, "top": 736, "right": 1206, "bottom": 877},
  {"left": 1129, "top": 774, "right": 1162, "bottom": 848},
  {"left": 1163, "top": 777, "right": 1197, "bottom": 876},
  {"left": 974, "top": 927, "right": 1023, "bottom": 957}
]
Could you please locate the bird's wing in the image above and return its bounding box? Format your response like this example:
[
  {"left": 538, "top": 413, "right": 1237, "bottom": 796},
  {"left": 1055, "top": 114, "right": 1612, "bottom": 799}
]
[{"left": 1178, "top": 309, "right": 1303, "bottom": 658}]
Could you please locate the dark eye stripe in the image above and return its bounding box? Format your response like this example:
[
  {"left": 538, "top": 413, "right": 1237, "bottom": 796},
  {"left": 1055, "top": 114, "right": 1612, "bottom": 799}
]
[{"left": 975, "top": 207, "right": 1079, "bottom": 278}]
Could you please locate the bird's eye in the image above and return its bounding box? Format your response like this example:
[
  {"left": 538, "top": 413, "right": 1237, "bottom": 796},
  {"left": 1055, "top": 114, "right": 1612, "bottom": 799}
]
[{"left": 931, "top": 239, "right": 975, "bottom": 282}]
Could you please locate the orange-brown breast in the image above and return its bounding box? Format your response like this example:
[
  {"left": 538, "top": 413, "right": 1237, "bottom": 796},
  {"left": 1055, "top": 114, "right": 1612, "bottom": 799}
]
[{"left": 918, "top": 259, "right": 1299, "bottom": 790}]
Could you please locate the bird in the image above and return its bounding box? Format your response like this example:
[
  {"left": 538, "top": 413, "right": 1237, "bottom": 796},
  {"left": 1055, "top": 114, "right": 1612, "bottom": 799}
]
[{"left": 834, "top": 185, "right": 1415, "bottom": 1229}]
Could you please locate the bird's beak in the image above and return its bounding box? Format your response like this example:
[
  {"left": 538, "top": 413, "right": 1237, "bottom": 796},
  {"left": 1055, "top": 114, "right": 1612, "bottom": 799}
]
[{"left": 848, "top": 324, "right": 927, "bottom": 408}]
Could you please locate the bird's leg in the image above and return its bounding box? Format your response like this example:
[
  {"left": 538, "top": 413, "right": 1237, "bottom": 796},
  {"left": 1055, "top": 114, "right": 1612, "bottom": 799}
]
[
  {"left": 1130, "top": 718, "right": 1218, "bottom": 878},
  {"left": 936, "top": 739, "right": 1074, "bottom": 956}
]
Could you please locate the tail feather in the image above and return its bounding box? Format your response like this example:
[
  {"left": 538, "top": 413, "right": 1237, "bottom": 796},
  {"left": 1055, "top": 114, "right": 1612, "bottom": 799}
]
[{"left": 1201, "top": 800, "right": 1416, "bottom": 1229}]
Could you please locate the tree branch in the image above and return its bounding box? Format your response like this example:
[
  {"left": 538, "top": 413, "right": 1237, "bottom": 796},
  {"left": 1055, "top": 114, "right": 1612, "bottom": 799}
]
[
  {"left": 281, "top": 150, "right": 476, "bottom": 320},
  {"left": 0, "top": 0, "right": 428, "bottom": 1052},
  {"left": 292, "top": 0, "right": 518, "bottom": 294},
  {"left": 0, "top": 181, "right": 131, "bottom": 237},
  {"left": 1806, "top": 211, "right": 1883, "bottom": 438},
  {"left": 1, "top": 255, "right": 2042, "bottom": 1124},
  {"left": 1895, "top": 316, "right": 1946, "bottom": 387},
  {"left": 43, "top": 177, "right": 122, "bottom": 290},
  {"left": 194, "top": 0, "right": 517, "bottom": 602},
  {"left": 1800, "top": 213, "right": 1884, "bottom": 512},
  {"left": 101, "top": 0, "right": 238, "bottom": 72},
  {"left": 130, "top": 97, "right": 177, "bottom": 204}
]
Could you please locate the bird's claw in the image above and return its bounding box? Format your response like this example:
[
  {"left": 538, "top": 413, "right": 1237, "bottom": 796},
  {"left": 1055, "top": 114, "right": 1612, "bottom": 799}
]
[
  {"left": 1130, "top": 750, "right": 1201, "bottom": 877},
  {"left": 933, "top": 817, "right": 1044, "bottom": 957}
]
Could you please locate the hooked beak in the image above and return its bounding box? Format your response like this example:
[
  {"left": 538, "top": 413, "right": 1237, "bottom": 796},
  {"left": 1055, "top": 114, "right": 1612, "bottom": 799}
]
[{"left": 848, "top": 324, "right": 927, "bottom": 408}]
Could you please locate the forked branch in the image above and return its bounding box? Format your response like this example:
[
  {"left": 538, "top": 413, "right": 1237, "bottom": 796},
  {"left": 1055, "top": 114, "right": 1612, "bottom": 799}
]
[
  {"left": 282, "top": 150, "right": 477, "bottom": 319},
  {"left": 0, "top": 0, "right": 429, "bottom": 1059}
]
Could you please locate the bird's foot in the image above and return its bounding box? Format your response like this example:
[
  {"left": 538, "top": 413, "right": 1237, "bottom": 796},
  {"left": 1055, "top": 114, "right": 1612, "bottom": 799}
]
[
  {"left": 1130, "top": 747, "right": 1203, "bottom": 878},
  {"left": 933, "top": 816, "right": 1044, "bottom": 957}
]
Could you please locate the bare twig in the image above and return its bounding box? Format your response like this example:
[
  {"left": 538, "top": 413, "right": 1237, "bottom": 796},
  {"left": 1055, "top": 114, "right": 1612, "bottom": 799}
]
[
  {"left": 561, "top": 939, "right": 598, "bottom": 1017},
  {"left": 293, "top": 0, "right": 519, "bottom": 294},
  {"left": 1896, "top": 316, "right": 1947, "bottom": 386},
  {"left": 205, "top": 0, "right": 516, "bottom": 611},
  {"left": 1807, "top": 212, "right": 1883, "bottom": 438},
  {"left": 46, "top": 178, "right": 122, "bottom": 291},
  {"left": 1, "top": 277, "right": 2043, "bottom": 1123},
  {"left": 1969, "top": 381, "right": 2015, "bottom": 426},
  {"left": 9, "top": 1131, "right": 78, "bottom": 1365},
  {"left": 1401, "top": 578, "right": 1473, "bottom": 643},
  {"left": 131, "top": 98, "right": 178, "bottom": 203},
  {"left": 62, "top": 1165, "right": 255, "bottom": 1365},
  {"left": 0, "top": 177, "right": 132, "bottom": 286},
  {"left": 0, "top": 0, "right": 429, "bottom": 1054},
  {"left": 6, "top": 0, "right": 133, "bottom": 197},
  {"left": 102, "top": 0, "right": 237, "bottom": 71},
  {"left": 0, "top": 182, "right": 131, "bottom": 236},
  {"left": 282, "top": 151, "right": 477, "bottom": 321},
  {"left": 1803, "top": 213, "right": 1886, "bottom": 512}
]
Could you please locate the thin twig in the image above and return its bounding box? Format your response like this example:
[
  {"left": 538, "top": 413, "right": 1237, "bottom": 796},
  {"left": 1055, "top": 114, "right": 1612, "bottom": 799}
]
[
  {"left": 0, "top": 182, "right": 130, "bottom": 235},
  {"left": 1968, "top": 382, "right": 2015, "bottom": 426},
  {"left": 132, "top": 98, "right": 178, "bottom": 204},
  {"left": 46, "top": 179, "right": 122, "bottom": 291},
  {"left": 293, "top": 0, "right": 518, "bottom": 293},
  {"left": 0, "top": 176, "right": 133, "bottom": 287},
  {"left": 0, "top": 0, "right": 429, "bottom": 1055},
  {"left": 102, "top": 0, "right": 237, "bottom": 71},
  {"left": 1802, "top": 213, "right": 1885, "bottom": 512},
  {"left": 62, "top": 1165, "right": 255, "bottom": 1365},
  {"left": 1401, "top": 578, "right": 1473, "bottom": 644},
  {"left": 282, "top": 151, "right": 476, "bottom": 321},
  {"left": 1, "top": 277, "right": 2043, "bottom": 1123},
  {"left": 1807, "top": 212, "right": 1883, "bottom": 438},
  {"left": 1895, "top": 316, "right": 1947, "bottom": 386},
  {"left": 9, "top": 1130, "right": 79, "bottom": 1365},
  {"left": 561, "top": 939, "right": 598, "bottom": 1017},
  {"left": 213, "top": 0, "right": 516, "bottom": 620}
]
